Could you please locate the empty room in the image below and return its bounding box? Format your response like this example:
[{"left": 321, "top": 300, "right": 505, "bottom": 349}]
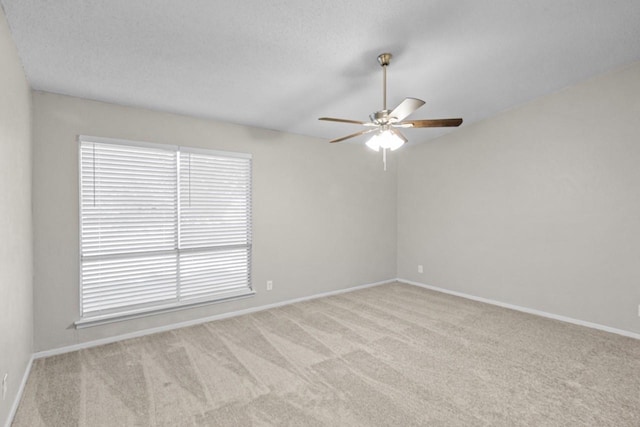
[{"left": 1, "top": 1, "right": 639, "bottom": 426}]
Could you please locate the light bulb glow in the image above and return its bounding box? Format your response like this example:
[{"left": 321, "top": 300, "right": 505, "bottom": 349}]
[
  {"left": 366, "top": 129, "right": 404, "bottom": 151},
  {"left": 365, "top": 133, "right": 381, "bottom": 151}
]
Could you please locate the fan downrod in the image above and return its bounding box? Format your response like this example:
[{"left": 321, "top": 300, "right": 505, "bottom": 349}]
[{"left": 377, "top": 53, "right": 392, "bottom": 109}]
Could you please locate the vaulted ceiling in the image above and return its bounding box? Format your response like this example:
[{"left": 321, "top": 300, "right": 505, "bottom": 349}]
[{"left": 3, "top": 0, "right": 640, "bottom": 144}]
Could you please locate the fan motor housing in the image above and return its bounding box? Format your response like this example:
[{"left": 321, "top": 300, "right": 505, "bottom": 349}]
[{"left": 370, "top": 110, "right": 397, "bottom": 125}]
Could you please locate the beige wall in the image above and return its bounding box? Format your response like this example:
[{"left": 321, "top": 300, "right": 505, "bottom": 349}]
[
  {"left": 0, "top": 6, "right": 33, "bottom": 426},
  {"left": 32, "top": 91, "right": 397, "bottom": 352},
  {"left": 398, "top": 61, "right": 640, "bottom": 334}
]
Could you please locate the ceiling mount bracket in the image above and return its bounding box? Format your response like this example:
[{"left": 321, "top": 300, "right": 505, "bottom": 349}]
[{"left": 377, "top": 53, "right": 392, "bottom": 67}]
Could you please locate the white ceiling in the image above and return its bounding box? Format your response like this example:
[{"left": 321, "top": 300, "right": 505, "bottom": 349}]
[{"left": 2, "top": 0, "right": 640, "bottom": 144}]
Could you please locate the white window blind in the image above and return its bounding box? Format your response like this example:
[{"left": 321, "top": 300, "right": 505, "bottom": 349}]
[{"left": 79, "top": 136, "right": 252, "bottom": 321}]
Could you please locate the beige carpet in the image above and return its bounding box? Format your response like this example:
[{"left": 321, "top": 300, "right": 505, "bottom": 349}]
[{"left": 13, "top": 282, "right": 640, "bottom": 426}]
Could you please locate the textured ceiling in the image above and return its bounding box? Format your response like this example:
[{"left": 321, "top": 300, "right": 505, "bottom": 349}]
[{"left": 2, "top": 0, "right": 640, "bottom": 144}]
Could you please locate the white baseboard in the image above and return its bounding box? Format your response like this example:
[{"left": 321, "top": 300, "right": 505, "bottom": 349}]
[
  {"left": 399, "top": 278, "right": 640, "bottom": 340},
  {"left": 33, "top": 278, "right": 396, "bottom": 359},
  {"left": 5, "top": 355, "right": 34, "bottom": 427}
]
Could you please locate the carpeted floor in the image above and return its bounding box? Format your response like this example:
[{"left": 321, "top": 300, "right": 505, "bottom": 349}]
[{"left": 13, "top": 282, "right": 640, "bottom": 426}]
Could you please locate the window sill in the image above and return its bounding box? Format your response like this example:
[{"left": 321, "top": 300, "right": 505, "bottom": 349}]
[{"left": 74, "top": 289, "right": 256, "bottom": 329}]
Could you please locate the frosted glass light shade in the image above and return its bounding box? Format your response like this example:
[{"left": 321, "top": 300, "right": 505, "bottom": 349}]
[
  {"left": 365, "top": 129, "right": 405, "bottom": 151},
  {"left": 365, "top": 133, "right": 381, "bottom": 151}
]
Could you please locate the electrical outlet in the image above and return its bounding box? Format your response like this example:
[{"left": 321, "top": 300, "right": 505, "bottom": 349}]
[
  {"left": 2, "top": 373, "right": 7, "bottom": 400},
  {"left": 266, "top": 280, "right": 273, "bottom": 291},
  {"left": 418, "top": 265, "right": 423, "bottom": 274}
]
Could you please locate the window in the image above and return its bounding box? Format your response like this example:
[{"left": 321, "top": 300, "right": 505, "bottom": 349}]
[{"left": 78, "top": 136, "right": 252, "bottom": 325}]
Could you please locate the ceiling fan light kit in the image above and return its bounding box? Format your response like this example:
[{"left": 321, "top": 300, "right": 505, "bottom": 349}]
[
  {"left": 319, "top": 53, "right": 463, "bottom": 170},
  {"left": 365, "top": 127, "right": 404, "bottom": 152}
]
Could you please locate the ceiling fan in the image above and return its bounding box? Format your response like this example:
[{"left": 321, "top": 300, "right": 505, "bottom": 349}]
[{"left": 319, "top": 53, "right": 463, "bottom": 155}]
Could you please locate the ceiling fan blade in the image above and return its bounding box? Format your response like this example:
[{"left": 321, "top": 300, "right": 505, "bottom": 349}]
[
  {"left": 390, "top": 128, "right": 408, "bottom": 143},
  {"left": 330, "top": 129, "right": 375, "bottom": 143},
  {"left": 319, "top": 117, "right": 367, "bottom": 125},
  {"left": 389, "top": 98, "right": 426, "bottom": 121},
  {"left": 402, "top": 118, "right": 463, "bottom": 128}
]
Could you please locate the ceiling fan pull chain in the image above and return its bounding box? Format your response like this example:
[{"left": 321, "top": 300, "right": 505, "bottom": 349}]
[{"left": 383, "top": 147, "right": 387, "bottom": 171}]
